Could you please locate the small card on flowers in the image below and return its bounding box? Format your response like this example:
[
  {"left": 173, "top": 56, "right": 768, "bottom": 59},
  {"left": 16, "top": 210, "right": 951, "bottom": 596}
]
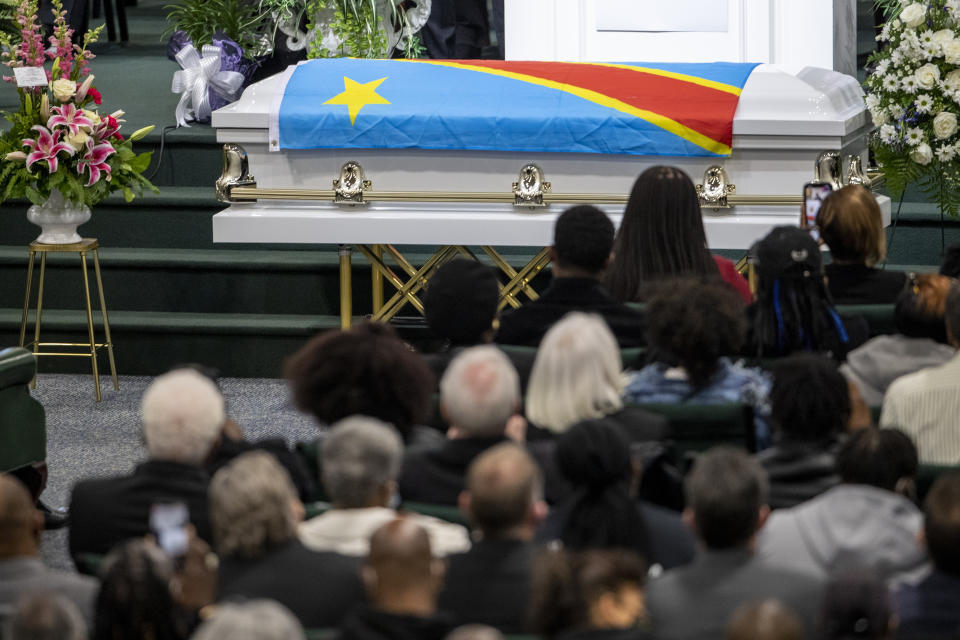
[{"left": 13, "top": 67, "right": 47, "bottom": 88}]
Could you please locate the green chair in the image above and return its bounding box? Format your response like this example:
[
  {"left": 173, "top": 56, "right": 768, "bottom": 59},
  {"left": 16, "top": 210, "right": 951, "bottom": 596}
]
[
  {"left": 0, "top": 347, "right": 45, "bottom": 474},
  {"left": 304, "top": 629, "right": 338, "bottom": 640},
  {"left": 835, "top": 304, "right": 897, "bottom": 338},
  {"left": 870, "top": 405, "right": 882, "bottom": 426},
  {"left": 498, "top": 344, "right": 647, "bottom": 370},
  {"left": 303, "top": 501, "right": 333, "bottom": 520},
  {"left": 628, "top": 402, "right": 756, "bottom": 456},
  {"left": 916, "top": 464, "right": 960, "bottom": 504},
  {"left": 75, "top": 552, "right": 105, "bottom": 577},
  {"left": 400, "top": 501, "right": 469, "bottom": 527}
]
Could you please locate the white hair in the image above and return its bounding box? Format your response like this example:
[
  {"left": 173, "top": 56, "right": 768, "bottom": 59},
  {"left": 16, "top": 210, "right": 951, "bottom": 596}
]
[
  {"left": 440, "top": 346, "right": 520, "bottom": 437},
  {"left": 190, "top": 600, "right": 305, "bottom": 640},
  {"left": 3, "top": 594, "right": 87, "bottom": 640},
  {"left": 322, "top": 416, "right": 403, "bottom": 508},
  {"left": 141, "top": 369, "right": 225, "bottom": 465},
  {"left": 525, "top": 312, "right": 625, "bottom": 433}
]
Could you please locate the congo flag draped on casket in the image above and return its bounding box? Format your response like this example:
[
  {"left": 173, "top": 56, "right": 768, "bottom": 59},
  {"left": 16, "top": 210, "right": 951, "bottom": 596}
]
[{"left": 272, "top": 59, "right": 760, "bottom": 157}]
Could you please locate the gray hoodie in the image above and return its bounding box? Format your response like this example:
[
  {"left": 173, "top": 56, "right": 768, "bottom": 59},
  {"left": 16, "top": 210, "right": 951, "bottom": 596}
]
[
  {"left": 840, "top": 335, "right": 955, "bottom": 406},
  {"left": 755, "top": 484, "right": 929, "bottom": 585}
]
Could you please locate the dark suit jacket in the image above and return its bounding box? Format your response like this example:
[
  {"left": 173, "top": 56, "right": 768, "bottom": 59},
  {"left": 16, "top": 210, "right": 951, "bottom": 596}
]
[
  {"left": 218, "top": 539, "right": 365, "bottom": 628},
  {"left": 68, "top": 459, "right": 212, "bottom": 561},
  {"left": 646, "top": 548, "right": 825, "bottom": 640},
  {"left": 895, "top": 570, "right": 960, "bottom": 640},
  {"left": 399, "top": 436, "right": 506, "bottom": 506},
  {"left": 495, "top": 277, "right": 646, "bottom": 347},
  {"left": 438, "top": 539, "right": 536, "bottom": 633},
  {"left": 339, "top": 606, "right": 456, "bottom": 640},
  {"left": 824, "top": 263, "right": 907, "bottom": 304}
]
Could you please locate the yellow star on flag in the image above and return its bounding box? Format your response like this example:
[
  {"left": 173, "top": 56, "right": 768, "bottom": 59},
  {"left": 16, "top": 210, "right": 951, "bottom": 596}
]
[{"left": 323, "top": 76, "right": 390, "bottom": 125}]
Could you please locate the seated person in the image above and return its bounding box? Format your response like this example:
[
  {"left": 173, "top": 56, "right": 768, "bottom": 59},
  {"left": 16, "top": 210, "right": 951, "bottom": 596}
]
[
  {"left": 3, "top": 593, "right": 88, "bottom": 640},
  {"left": 190, "top": 600, "right": 305, "bottom": 640},
  {"left": 529, "top": 549, "right": 650, "bottom": 640},
  {"left": 881, "top": 280, "right": 960, "bottom": 463},
  {"left": 537, "top": 418, "right": 695, "bottom": 572},
  {"left": 496, "top": 205, "right": 646, "bottom": 348},
  {"left": 757, "top": 428, "right": 927, "bottom": 584},
  {"left": 285, "top": 322, "right": 437, "bottom": 446},
  {"left": 339, "top": 518, "right": 456, "bottom": 640},
  {"left": 646, "top": 448, "right": 825, "bottom": 640},
  {"left": 399, "top": 346, "right": 526, "bottom": 505},
  {"left": 726, "top": 600, "right": 803, "bottom": 640},
  {"left": 439, "top": 443, "right": 547, "bottom": 633},
  {"left": 746, "top": 226, "right": 868, "bottom": 361},
  {"left": 421, "top": 258, "right": 535, "bottom": 391},
  {"left": 818, "top": 184, "right": 907, "bottom": 304},
  {"left": 821, "top": 572, "right": 896, "bottom": 640},
  {"left": 940, "top": 243, "right": 960, "bottom": 278},
  {"left": 69, "top": 369, "right": 222, "bottom": 560},
  {"left": 756, "top": 355, "right": 847, "bottom": 509},
  {"left": 0, "top": 475, "right": 97, "bottom": 626},
  {"left": 210, "top": 452, "right": 365, "bottom": 628},
  {"left": 842, "top": 273, "right": 955, "bottom": 406},
  {"left": 624, "top": 278, "right": 772, "bottom": 449},
  {"left": 298, "top": 416, "right": 470, "bottom": 557},
  {"left": 894, "top": 472, "right": 960, "bottom": 639},
  {"left": 525, "top": 312, "right": 667, "bottom": 441}
]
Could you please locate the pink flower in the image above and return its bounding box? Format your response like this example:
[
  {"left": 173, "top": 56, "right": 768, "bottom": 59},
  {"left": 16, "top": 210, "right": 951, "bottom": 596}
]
[
  {"left": 93, "top": 114, "right": 119, "bottom": 141},
  {"left": 23, "top": 125, "right": 74, "bottom": 173},
  {"left": 47, "top": 103, "right": 94, "bottom": 136},
  {"left": 77, "top": 139, "right": 115, "bottom": 186}
]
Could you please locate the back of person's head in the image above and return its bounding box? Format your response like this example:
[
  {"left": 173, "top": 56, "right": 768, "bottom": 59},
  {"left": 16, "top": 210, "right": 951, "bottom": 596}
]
[
  {"left": 895, "top": 273, "right": 951, "bottom": 343},
  {"left": 440, "top": 346, "right": 520, "bottom": 437},
  {"left": 817, "top": 185, "right": 886, "bottom": 266},
  {"left": 940, "top": 243, "right": 960, "bottom": 278},
  {"left": 321, "top": 416, "right": 403, "bottom": 509},
  {"left": 526, "top": 312, "right": 624, "bottom": 433},
  {"left": 189, "top": 600, "right": 305, "bottom": 640},
  {"left": 820, "top": 571, "right": 894, "bottom": 640},
  {"left": 726, "top": 600, "right": 803, "bottom": 640},
  {"left": 553, "top": 205, "right": 615, "bottom": 274},
  {"left": 141, "top": 368, "right": 224, "bottom": 466},
  {"left": 208, "top": 451, "right": 300, "bottom": 559},
  {"left": 445, "top": 625, "right": 505, "bottom": 640},
  {"left": 646, "top": 278, "right": 747, "bottom": 389},
  {"left": 553, "top": 418, "right": 649, "bottom": 557},
  {"left": 605, "top": 165, "right": 718, "bottom": 301},
  {"left": 529, "top": 548, "right": 647, "bottom": 639},
  {"left": 836, "top": 428, "right": 918, "bottom": 493},
  {"left": 769, "top": 354, "right": 850, "bottom": 442},
  {"left": 94, "top": 539, "right": 179, "bottom": 640},
  {"left": 424, "top": 259, "right": 500, "bottom": 346},
  {"left": 0, "top": 474, "right": 41, "bottom": 557},
  {"left": 751, "top": 226, "right": 851, "bottom": 358},
  {"left": 365, "top": 517, "right": 443, "bottom": 606},
  {"left": 285, "top": 322, "right": 434, "bottom": 437},
  {"left": 463, "top": 443, "right": 544, "bottom": 538},
  {"left": 945, "top": 279, "right": 960, "bottom": 346},
  {"left": 4, "top": 594, "right": 87, "bottom": 640},
  {"left": 685, "top": 447, "right": 769, "bottom": 550},
  {"left": 923, "top": 472, "right": 960, "bottom": 576}
]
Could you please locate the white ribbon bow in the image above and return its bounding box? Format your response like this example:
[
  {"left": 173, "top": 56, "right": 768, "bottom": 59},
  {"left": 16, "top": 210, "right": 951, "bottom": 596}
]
[{"left": 171, "top": 44, "right": 245, "bottom": 127}]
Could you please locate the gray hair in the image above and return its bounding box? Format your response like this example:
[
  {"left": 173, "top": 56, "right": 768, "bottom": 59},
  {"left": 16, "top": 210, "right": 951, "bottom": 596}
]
[
  {"left": 190, "top": 600, "right": 305, "bottom": 640},
  {"left": 3, "top": 594, "right": 87, "bottom": 640},
  {"left": 440, "top": 346, "right": 520, "bottom": 437},
  {"left": 525, "top": 312, "right": 624, "bottom": 433},
  {"left": 322, "top": 416, "right": 403, "bottom": 508},
  {"left": 209, "top": 452, "right": 299, "bottom": 558},
  {"left": 141, "top": 369, "right": 224, "bottom": 466}
]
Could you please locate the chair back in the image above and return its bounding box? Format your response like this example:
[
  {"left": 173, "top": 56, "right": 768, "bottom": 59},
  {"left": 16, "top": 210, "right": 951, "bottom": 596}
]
[
  {"left": 629, "top": 402, "right": 756, "bottom": 456},
  {"left": 0, "top": 348, "right": 45, "bottom": 473}
]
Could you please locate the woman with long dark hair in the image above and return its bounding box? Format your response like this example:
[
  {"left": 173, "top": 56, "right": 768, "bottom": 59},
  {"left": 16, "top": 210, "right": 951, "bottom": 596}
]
[{"left": 604, "top": 166, "right": 750, "bottom": 303}]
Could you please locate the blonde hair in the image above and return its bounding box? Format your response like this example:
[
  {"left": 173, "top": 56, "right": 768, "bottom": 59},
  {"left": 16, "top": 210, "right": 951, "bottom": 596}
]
[
  {"left": 525, "top": 313, "right": 625, "bottom": 433},
  {"left": 817, "top": 184, "right": 886, "bottom": 266}
]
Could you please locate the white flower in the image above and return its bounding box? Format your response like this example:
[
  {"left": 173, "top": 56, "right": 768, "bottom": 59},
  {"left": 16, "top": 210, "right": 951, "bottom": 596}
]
[
  {"left": 876, "top": 59, "right": 891, "bottom": 75},
  {"left": 903, "top": 75, "right": 920, "bottom": 92},
  {"left": 50, "top": 78, "right": 75, "bottom": 103},
  {"left": 937, "top": 144, "right": 957, "bottom": 161},
  {"left": 949, "top": 0, "right": 960, "bottom": 15},
  {"left": 880, "top": 124, "right": 899, "bottom": 143},
  {"left": 916, "top": 63, "right": 941, "bottom": 88},
  {"left": 901, "top": 3, "right": 927, "bottom": 28},
  {"left": 946, "top": 69, "right": 960, "bottom": 92},
  {"left": 892, "top": 50, "right": 905, "bottom": 65},
  {"left": 883, "top": 74, "right": 900, "bottom": 91},
  {"left": 890, "top": 104, "right": 907, "bottom": 119},
  {"left": 933, "top": 29, "right": 955, "bottom": 46},
  {"left": 920, "top": 29, "right": 936, "bottom": 45},
  {"left": 911, "top": 142, "right": 934, "bottom": 164},
  {"left": 906, "top": 126, "right": 925, "bottom": 145},
  {"left": 945, "top": 40, "right": 960, "bottom": 64},
  {"left": 872, "top": 107, "right": 890, "bottom": 126},
  {"left": 934, "top": 111, "right": 959, "bottom": 138},
  {"left": 916, "top": 93, "right": 934, "bottom": 113},
  {"left": 866, "top": 94, "right": 880, "bottom": 110}
]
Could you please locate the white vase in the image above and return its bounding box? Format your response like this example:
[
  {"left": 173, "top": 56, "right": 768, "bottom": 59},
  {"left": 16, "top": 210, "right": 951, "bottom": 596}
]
[{"left": 26, "top": 189, "right": 91, "bottom": 244}]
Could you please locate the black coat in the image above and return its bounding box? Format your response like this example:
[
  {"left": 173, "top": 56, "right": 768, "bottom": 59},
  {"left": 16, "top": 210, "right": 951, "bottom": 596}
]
[
  {"left": 495, "top": 277, "right": 646, "bottom": 348},
  {"left": 399, "top": 436, "right": 508, "bottom": 506},
  {"left": 68, "top": 460, "right": 212, "bottom": 561},
  {"left": 338, "top": 606, "right": 456, "bottom": 640},
  {"left": 756, "top": 438, "right": 842, "bottom": 510},
  {"left": 824, "top": 263, "right": 907, "bottom": 305}
]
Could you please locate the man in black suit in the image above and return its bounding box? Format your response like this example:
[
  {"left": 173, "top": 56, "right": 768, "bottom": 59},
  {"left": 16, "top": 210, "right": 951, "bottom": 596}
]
[
  {"left": 68, "top": 369, "right": 224, "bottom": 562},
  {"left": 495, "top": 205, "right": 645, "bottom": 348},
  {"left": 646, "top": 447, "right": 825, "bottom": 640},
  {"left": 439, "top": 443, "right": 547, "bottom": 632}
]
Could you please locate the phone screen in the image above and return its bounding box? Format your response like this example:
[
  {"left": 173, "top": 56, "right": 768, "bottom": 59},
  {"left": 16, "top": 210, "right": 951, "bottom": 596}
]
[
  {"left": 802, "top": 182, "right": 833, "bottom": 241},
  {"left": 150, "top": 502, "right": 189, "bottom": 559}
]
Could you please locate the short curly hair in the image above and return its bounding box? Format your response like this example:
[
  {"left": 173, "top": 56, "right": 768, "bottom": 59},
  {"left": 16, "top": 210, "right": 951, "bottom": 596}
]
[
  {"left": 646, "top": 278, "right": 747, "bottom": 389},
  {"left": 285, "top": 322, "right": 434, "bottom": 437}
]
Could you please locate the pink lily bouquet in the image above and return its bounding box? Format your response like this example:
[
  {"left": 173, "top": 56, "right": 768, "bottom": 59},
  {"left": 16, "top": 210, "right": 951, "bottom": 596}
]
[{"left": 0, "top": 0, "right": 157, "bottom": 206}]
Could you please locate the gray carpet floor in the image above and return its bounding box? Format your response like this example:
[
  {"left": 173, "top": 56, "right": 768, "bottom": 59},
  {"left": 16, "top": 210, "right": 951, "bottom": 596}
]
[{"left": 35, "top": 373, "right": 320, "bottom": 571}]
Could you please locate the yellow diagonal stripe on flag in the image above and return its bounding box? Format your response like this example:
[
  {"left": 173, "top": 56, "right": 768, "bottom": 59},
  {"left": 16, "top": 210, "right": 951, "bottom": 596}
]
[{"left": 403, "top": 59, "right": 732, "bottom": 156}]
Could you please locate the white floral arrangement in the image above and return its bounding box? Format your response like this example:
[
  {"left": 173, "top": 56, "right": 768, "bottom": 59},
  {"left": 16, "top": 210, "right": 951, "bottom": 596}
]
[{"left": 866, "top": 0, "right": 960, "bottom": 215}]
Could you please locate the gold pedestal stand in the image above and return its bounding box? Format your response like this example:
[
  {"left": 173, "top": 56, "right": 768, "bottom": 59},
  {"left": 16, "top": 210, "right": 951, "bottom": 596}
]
[{"left": 18, "top": 238, "right": 119, "bottom": 402}]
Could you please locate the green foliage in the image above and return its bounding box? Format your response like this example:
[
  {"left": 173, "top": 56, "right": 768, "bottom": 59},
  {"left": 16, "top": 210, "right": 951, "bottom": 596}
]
[
  {"left": 874, "top": 0, "right": 903, "bottom": 19},
  {"left": 164, "top": 0, "right": 268, "bottom": 59},
  {"left": 306, "top": 0, "right": 424, "bottom": 59}
]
